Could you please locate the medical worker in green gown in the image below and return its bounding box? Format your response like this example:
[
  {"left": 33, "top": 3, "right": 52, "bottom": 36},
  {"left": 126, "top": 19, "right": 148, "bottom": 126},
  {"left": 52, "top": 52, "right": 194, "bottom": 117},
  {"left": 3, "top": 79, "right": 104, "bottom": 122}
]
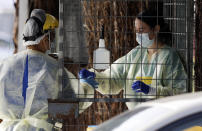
[{"left": 79, "top": 10, "right": 187, "bottom": 110}]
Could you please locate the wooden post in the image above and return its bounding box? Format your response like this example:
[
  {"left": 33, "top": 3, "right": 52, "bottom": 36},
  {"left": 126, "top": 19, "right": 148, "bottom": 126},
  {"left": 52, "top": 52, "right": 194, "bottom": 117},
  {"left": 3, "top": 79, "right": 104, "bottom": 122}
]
[{"left": 13, "top": 0, "right": 19, "bottom": 53}]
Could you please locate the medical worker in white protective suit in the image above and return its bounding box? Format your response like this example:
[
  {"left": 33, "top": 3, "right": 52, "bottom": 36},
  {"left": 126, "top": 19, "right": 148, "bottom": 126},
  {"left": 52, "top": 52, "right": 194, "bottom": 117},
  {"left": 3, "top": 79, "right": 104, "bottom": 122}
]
[
  {"left": 0, "top": 9, "right": 79, "bottom": 131},
  {"left": 79, "top": 10, "right": 187, "bottom": 110}
]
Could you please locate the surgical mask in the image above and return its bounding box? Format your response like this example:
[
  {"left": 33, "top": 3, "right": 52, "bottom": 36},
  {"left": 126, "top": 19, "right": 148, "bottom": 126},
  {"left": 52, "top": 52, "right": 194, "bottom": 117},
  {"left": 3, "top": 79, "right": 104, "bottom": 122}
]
[{"left": 136, "top": 33, "right": 154, "bottom": 47}]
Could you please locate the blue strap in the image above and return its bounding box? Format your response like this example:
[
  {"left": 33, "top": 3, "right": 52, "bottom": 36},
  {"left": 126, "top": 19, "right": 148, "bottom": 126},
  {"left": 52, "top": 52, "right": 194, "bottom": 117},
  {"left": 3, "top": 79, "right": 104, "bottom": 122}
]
[{"left": 22, "top": 55, "right": 29, "bottom": 104}]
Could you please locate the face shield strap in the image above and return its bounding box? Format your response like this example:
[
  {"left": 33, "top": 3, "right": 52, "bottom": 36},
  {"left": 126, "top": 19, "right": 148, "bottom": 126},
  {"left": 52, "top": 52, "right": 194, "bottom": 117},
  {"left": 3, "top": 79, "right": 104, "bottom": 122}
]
[
  {"left": 23, "top": 33, "right": 44, "bottom": 42},
  {"left": 23, "top": 16, "right": 44, "bottom": 42}
]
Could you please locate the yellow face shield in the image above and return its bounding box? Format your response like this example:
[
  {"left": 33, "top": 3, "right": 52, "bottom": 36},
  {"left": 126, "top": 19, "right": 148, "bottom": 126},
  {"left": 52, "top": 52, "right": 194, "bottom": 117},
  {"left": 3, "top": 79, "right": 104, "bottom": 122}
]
[
  {"left": 43, "top": 14, "right": 59, "bottom": 31},
  {"left": 43, "top": 14, "right": 59, "bottom": 54}
]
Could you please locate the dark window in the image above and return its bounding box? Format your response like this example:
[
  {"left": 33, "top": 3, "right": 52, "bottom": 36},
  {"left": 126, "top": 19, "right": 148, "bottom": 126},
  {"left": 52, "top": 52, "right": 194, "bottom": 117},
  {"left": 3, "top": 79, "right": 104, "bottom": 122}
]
[{"left": 158, "top": 112, "right": 202, "bottom": 131}]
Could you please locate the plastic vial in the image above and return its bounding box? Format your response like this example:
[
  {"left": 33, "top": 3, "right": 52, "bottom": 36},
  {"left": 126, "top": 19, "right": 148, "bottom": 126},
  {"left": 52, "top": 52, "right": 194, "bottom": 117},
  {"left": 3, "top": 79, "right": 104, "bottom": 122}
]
[{"left": 93, "top": 25, "right": 110, "bottom": 69}]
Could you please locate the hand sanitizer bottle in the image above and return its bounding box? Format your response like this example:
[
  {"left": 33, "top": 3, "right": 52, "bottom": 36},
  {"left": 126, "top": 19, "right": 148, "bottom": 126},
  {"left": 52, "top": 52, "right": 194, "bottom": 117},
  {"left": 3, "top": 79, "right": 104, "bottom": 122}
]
[{"left": 93, "top": 25, "right": 110, "bottom": 69}]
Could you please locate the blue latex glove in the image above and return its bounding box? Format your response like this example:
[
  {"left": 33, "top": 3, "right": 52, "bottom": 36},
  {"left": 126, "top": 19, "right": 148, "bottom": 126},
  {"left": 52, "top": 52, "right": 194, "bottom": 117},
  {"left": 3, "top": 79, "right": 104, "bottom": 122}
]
[
  {"left": 132, "top": 81, "right": 150, "bottom": 94},
  {"left": 79, "top": 69, "right": 99, "bottom": 88}
]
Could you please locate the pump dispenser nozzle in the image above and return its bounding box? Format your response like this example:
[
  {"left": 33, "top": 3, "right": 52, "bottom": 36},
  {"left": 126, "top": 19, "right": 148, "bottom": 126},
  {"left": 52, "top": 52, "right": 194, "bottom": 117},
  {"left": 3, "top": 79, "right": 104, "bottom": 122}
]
[
  {"left": 93, "top": 24, "right": 110, "bottom": 69},
  {"left": 99, "top": 25, "right": 105, "bottom": 48},
  {"left": 100, "top": 25, "right": 104, "bottom": 39}
]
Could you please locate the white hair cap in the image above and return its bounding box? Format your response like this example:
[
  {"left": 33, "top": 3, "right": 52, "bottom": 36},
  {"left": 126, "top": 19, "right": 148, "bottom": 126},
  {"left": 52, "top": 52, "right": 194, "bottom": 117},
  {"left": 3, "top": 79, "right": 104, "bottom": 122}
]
[{"left": 22, "top": 9, "right": 47, "bottom": 46}]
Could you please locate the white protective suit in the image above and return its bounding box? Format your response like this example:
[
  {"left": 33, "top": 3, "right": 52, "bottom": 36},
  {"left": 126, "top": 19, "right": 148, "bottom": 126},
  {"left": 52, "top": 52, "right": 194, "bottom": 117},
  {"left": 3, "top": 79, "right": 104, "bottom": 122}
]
[
  {"left": 0, "top": 49, "right": 79, "bottom": 131},
  {"left": 81, "top": 45, "right": 187, "bottom": 110}
]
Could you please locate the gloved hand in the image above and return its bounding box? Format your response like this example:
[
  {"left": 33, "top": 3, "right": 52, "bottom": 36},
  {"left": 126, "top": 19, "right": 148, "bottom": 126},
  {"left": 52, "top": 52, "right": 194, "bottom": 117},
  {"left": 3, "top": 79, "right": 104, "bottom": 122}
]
[
  {"left": 79, "top": 69, "right": 99, "bottom": 88},
  {"left": 132, "top": 81, "right": 150, "bottom": 94}
]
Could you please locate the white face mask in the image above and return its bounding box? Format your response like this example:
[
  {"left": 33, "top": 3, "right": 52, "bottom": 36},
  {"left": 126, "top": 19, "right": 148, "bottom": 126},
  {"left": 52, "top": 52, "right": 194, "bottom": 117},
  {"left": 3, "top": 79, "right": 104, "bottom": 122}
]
[{"left": 136, "top": 33, "right": 154, "bottom": 47}]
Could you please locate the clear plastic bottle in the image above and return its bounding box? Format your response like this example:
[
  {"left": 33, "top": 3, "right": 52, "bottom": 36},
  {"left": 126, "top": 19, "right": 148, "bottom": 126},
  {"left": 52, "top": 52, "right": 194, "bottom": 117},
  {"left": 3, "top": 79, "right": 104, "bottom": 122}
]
[{"left": 93, "top": 25, "right": 110, "bottom": 69}]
